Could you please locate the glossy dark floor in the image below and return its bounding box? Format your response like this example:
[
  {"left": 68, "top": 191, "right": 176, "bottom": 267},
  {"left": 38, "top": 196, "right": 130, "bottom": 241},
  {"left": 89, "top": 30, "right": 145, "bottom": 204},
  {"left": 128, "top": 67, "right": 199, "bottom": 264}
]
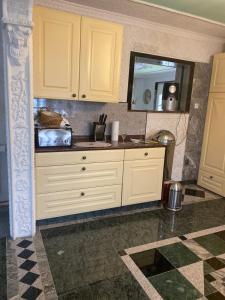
[
  {"left": 0, "top": 238, "right": 7, "bottom": 300},
  {"left": 41, "top": 198, "right": 225, "bottom": 299}
]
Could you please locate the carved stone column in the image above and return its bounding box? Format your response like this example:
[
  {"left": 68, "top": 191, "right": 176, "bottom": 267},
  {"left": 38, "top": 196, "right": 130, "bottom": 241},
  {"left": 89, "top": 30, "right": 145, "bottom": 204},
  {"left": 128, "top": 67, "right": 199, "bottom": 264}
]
[{"left": 2, "top": 0, "right": 35, "bottom": 238}]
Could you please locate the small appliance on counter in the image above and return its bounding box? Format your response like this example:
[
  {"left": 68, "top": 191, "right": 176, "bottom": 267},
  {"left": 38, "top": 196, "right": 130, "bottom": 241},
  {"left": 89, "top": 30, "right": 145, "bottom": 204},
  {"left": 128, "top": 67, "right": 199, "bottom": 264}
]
[
  {"left": 93, "top": 114, "right": 107, "bottom": 141},
  {"left": 35, "top": 127, "right": 73, "bottom": 148},
  {"left": 35, "top": 108, "right": 72, "bottom": 148}
]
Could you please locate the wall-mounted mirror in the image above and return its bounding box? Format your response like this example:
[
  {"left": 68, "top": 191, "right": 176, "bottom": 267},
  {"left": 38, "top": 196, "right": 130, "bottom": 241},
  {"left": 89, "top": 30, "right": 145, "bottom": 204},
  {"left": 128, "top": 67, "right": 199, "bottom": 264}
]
[{"left": 127, "top": 52, "right": 195, "bottom": 113}]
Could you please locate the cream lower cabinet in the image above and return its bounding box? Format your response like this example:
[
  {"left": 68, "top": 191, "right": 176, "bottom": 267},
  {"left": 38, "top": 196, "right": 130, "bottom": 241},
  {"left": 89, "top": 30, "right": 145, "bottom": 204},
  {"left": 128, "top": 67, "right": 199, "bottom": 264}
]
[
  {"left": 35, "top": 147, "right": 165, "bottom": 220},
  {"left": 122, "top": 148, "right": 165, "bottom": 206},
  {"left": 35, "top": 150, "right": 124, "bottom": 220}
]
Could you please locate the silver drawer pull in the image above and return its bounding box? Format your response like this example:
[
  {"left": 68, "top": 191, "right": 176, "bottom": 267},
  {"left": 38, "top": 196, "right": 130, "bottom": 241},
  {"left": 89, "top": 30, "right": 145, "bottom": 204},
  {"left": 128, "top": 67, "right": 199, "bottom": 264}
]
[
  {"left": 82, "top": 167, "right": 86, "bottom": 171},
  {"left": 80, "top": 192, "right": 85, "bottom": 196},
  {"left": 82, "top": 156, "right": 87, "bottom": 160},
  {"left": 144, "top": 152, "right": 149, "bottom": 156}
]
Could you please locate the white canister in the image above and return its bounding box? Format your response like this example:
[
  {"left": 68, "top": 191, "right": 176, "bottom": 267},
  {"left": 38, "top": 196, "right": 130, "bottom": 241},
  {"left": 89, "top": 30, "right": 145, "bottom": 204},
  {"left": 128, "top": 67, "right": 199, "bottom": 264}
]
[{"left": 111, "top": 121, "right": 119, "bottom": 142}]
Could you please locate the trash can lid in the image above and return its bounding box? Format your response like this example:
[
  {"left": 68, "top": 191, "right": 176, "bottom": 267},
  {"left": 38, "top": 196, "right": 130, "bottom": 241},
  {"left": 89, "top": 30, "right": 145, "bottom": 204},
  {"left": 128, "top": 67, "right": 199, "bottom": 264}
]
[{"left": 152, "top": 130, "right": 175, "bottom": 145}]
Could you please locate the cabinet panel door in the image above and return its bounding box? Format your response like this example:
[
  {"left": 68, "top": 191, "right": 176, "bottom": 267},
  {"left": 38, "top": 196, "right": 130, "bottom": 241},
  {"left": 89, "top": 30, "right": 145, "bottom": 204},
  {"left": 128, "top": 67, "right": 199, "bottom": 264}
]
[
  {"left": 80, "top": 17, "right": 123, "bottom": 102},
  {"left": 36, "top": 185, "right": 122, "bottom": 220},
  {"left": 36, "top": 161, "right": 123, "bottom": 193},
  {"left": 33, "top": 6, "right": 80, "bottom": 99},
  {"left": 210, "top": 53, "right": 225, "bottom": 93},
  {"left": 198, "top": 170, "right": 225, "bottom": 196},
  {"left": 122, "top": 159, "right": 164, "bottom": 206},
  {"left": 198, "top": 93, "right": 225, "bottom": 178}
]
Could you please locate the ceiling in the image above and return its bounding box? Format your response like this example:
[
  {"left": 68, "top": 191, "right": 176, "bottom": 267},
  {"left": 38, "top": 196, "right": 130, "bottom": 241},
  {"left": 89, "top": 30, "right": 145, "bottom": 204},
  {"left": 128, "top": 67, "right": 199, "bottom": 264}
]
[{"left": 132, "top": 0, "right": 225, "bottom": 25}]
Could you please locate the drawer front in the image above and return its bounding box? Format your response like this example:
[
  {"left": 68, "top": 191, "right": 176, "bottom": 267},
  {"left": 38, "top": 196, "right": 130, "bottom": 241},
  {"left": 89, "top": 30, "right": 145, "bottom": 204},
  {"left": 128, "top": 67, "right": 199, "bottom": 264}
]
[
  {"left": 36, "top": 185, "right": 122, "bottom": 220},
  {"left": 198, "top": 170, "right": 225, "bottom": 196},
  {"left": 36, "top": 161, "right": 123, "bottom": 193},
  {"left": 35, "top": 149, "right": 124, "bottom": 167},
  {"left": 124, "top": 147, "right": 165, "bottom": 161}
]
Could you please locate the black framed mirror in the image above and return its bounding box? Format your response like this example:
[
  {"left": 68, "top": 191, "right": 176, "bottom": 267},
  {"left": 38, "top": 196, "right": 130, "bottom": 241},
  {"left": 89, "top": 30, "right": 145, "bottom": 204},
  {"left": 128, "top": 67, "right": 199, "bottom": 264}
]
[{"left": 127, "top": 52, "right": 195, "bottom": 113}]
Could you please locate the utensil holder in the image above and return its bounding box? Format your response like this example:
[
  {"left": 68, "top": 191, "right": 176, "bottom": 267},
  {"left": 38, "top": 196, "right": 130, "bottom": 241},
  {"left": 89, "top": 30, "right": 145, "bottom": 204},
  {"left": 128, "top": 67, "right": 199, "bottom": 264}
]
[{"left": 93, "top": 122, "right": 106, "bottom": 141}]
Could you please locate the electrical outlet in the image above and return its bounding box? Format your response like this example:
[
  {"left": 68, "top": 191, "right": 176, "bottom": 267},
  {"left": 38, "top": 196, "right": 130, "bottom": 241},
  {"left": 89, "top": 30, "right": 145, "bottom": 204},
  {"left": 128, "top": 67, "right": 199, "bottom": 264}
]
[{"left": 194, "top": 103, "right": 199, "bottom": 109}]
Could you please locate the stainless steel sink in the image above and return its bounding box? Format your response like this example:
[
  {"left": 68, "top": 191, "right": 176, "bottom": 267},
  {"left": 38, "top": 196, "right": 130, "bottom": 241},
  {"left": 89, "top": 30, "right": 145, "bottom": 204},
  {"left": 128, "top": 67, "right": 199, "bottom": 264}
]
[{"left": 73, "top": 141, "right": 112, "bottom": 148}]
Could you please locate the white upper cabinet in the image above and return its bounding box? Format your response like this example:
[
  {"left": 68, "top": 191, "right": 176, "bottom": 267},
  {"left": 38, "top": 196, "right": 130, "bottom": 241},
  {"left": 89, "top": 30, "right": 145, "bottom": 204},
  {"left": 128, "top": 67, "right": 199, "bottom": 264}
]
[
  {"left": 33, "top": 6, "right": 81, "bottom": 100},
  {"left": 210, "top": 53, "right": 225, "bottom": 93},
  {"left": 33, "top": 6, "right": 123, "bottom": 103},
  {"left": 79, "top": 17, "right": 123, "bottom": 102}
]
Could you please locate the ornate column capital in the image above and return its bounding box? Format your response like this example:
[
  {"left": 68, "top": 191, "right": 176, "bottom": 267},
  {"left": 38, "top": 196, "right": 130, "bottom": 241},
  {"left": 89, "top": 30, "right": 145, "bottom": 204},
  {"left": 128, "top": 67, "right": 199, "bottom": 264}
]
[{"left": 2, "top": 0, "right": 33, "bottom": 27}]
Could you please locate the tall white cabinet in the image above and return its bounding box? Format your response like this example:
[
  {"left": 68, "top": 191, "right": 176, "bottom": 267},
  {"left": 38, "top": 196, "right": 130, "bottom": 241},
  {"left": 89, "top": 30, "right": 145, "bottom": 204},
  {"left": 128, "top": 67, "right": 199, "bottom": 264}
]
[{"left": 198, "top": 53, "right": 225, "bottom": 196}]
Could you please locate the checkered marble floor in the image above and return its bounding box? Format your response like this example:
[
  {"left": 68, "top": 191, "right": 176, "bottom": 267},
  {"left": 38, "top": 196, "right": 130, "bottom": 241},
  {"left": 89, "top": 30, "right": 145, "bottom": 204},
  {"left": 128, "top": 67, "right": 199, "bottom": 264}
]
[{"left": 121, "top": 225, "right": 225, "bottom": 300}]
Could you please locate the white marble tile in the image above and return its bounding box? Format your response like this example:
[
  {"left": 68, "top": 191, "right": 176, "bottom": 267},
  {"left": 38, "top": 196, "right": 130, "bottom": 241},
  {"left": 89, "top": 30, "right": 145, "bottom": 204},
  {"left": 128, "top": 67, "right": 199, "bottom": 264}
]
[{"left": 179, "top": 261, "right": 204, "bottom": 294}]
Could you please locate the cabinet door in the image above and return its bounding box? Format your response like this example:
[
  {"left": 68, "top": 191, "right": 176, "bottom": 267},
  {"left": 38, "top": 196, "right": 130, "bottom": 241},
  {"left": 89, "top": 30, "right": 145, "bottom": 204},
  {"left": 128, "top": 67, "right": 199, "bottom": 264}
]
[
  {"left": 33, "top": 6, "right": 81, "bottom": 100},
  {"left": 122, "top": 159, "right": 164, "bottom": 206},
  {"left": 79, "top": 17, "right": 123, "bottom": 102},
  {"left": 210, "top": 53, "right": 225, "bottom": 93},
  {"left": 198, "top": 93, "right": 225, "bottom": 178},
  {"left": 198, "top": 170, "right": 225, "bottom": 196}
]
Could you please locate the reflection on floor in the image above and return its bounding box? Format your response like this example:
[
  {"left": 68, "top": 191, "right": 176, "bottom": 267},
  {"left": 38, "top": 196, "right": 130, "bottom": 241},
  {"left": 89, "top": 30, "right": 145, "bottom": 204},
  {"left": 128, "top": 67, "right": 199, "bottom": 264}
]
[
  {"left": 6, "top": 187, "right": 225, "bottom": 300},
  {"left": 123, "top": 226, "right": 225, "bottom": 299},
  {"left": 0, "top": 205, "right": 9, "bottom": 238}
]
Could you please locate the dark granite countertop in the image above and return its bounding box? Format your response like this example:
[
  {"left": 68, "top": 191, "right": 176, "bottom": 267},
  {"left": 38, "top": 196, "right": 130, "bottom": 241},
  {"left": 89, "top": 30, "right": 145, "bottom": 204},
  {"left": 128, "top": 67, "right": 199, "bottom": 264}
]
[{"left": 35, "top": 135, "right": 165, "bottom": 153}]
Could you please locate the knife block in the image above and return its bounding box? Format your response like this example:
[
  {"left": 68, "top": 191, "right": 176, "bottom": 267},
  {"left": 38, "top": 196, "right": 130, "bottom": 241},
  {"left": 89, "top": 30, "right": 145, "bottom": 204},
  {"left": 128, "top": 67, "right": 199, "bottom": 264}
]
[{"left": 93, "top": 122, "right": 106, "bottom": 141}]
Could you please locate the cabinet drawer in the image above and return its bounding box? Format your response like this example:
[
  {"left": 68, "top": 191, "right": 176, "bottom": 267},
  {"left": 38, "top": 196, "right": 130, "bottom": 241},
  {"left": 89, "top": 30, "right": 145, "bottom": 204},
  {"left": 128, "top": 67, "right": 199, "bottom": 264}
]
[
  {"left": 36, "top": 185, "right": 122, "bottom": 220},
  {"left": 36, "top": 161, "right": 123, "bottom": 193},
  {"left": 198, "top": 170, "right": 225, "bottom": 196},
  {"left": 35, "top": 150, "right": 124, "bottom": 167},
  {"left": 124, "top": 147, "right": 165, "bottom": 161}
]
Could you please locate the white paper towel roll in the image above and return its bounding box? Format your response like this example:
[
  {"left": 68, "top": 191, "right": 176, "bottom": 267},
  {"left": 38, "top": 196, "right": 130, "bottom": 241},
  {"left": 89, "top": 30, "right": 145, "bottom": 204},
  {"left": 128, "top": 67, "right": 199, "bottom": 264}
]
[{"left": 111, "top": 121, "right": 119, "bottom": 142}]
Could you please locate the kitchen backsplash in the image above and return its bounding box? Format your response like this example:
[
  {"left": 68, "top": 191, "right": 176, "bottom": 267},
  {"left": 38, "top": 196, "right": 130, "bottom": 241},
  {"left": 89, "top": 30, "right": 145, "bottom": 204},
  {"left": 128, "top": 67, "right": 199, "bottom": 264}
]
[{"left": 34, "top": 99, "right": 147, "bottom": 136}]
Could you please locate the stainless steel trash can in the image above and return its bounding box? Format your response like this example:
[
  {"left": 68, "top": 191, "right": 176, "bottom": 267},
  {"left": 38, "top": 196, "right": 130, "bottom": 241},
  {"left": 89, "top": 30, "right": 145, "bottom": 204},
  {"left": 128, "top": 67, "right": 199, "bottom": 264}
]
[{"left": 167, "top": 182, "right": 183, "bottom": 211}]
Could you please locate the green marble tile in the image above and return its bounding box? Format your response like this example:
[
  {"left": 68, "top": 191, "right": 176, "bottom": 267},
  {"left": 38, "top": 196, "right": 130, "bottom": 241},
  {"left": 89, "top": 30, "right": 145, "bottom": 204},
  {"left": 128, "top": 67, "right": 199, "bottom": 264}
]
[
  {"left": 204, "top": 279, "right": 216, "bottom": 296},
  {"left": 194, "top": 234, "right": 225, "bottom": 256},
  {"left": 149, "top": 269, "right": 202, "bottom": 300},
  {"left": 204, "top": 262, "right": 215, "bottom": 275},
  {"left": 158, "top": 242, "right": 201, "bottom": 268}
]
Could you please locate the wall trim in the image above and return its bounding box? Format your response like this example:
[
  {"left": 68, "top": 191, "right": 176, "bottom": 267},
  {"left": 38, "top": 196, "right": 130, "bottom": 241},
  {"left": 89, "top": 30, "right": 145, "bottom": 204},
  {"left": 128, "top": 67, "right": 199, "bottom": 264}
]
[
  {"left": 131, "top": 0, "right": 225, "bottom": 29},
  {"left": 34, "top": 0, "right": 225, "bottom": 44}
]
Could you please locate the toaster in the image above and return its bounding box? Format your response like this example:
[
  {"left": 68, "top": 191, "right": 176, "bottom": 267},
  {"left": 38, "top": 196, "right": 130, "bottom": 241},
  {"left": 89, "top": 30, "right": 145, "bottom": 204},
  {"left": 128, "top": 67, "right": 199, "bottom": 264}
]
[{"left": 35, "top": 127, "right": 73, "bottom": 148}]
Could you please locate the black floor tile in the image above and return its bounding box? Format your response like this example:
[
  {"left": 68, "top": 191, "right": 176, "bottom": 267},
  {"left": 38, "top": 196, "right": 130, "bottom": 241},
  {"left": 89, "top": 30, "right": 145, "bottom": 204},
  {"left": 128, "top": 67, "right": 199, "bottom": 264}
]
[
  {"left": 205, "top": 257, "right": 225, "bottom": 271},
  {"left": 0, "top": 238, "right": 7, "bottom": 300},
  {"left": 204, "top": 274, "right": 216, "bottom": 283},
  {"left": 17, "top": 240, "right": 32, "bottom": 249},
  {"left": 131, "top": 248, "right": 174, "bottom": 277},
  {"left": 21, "top": 286, "right": 42, "bottom": 300},
  {"left": 207, "top": 292, "right": 225, "bottom": 300},
  {"left": 18, "top": 249, "right": 34, "bottom": 259},
  {"left": 19, "top": 260, "right": 37, "bottom": 271},
  {"left": 185, "top": 188, "right": 205, "bottom": 198},
  {"left": 179, "top": 235, "right": 187, "bottom": 240},
  {"left": 20, "top": 272, "right": 39, "bottom": 285}
]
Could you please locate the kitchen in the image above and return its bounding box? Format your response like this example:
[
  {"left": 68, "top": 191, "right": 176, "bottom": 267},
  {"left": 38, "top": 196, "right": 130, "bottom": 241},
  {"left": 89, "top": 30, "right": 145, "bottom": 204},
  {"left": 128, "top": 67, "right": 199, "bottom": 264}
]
[{"left": 1, "top": 0, "right": 225, "bottom": 299}]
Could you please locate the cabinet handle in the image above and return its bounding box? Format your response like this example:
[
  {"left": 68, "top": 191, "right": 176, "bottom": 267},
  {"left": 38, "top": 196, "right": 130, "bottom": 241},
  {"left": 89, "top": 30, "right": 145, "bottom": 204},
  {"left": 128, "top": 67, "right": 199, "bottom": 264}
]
[
  {"left": 80, "top": 192, "right": 85, "bottom": 196},
  {"left": 82, "top": 156, "right": 87, "bottom": 160},
  {"left": 82, "top": 167, "right": 86, "bottom": 171},
  {"left": 72, "top": 93, "right": 77, "bottom": 97},
  {"left": 144, "top": 152, "right": 149, "bottom": 156},
  {"left": 209, "top": 176, "right": 213, "bottom": 179},
  {"left": 82, "top": 94, "right": 86, "bottom": 98}
]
